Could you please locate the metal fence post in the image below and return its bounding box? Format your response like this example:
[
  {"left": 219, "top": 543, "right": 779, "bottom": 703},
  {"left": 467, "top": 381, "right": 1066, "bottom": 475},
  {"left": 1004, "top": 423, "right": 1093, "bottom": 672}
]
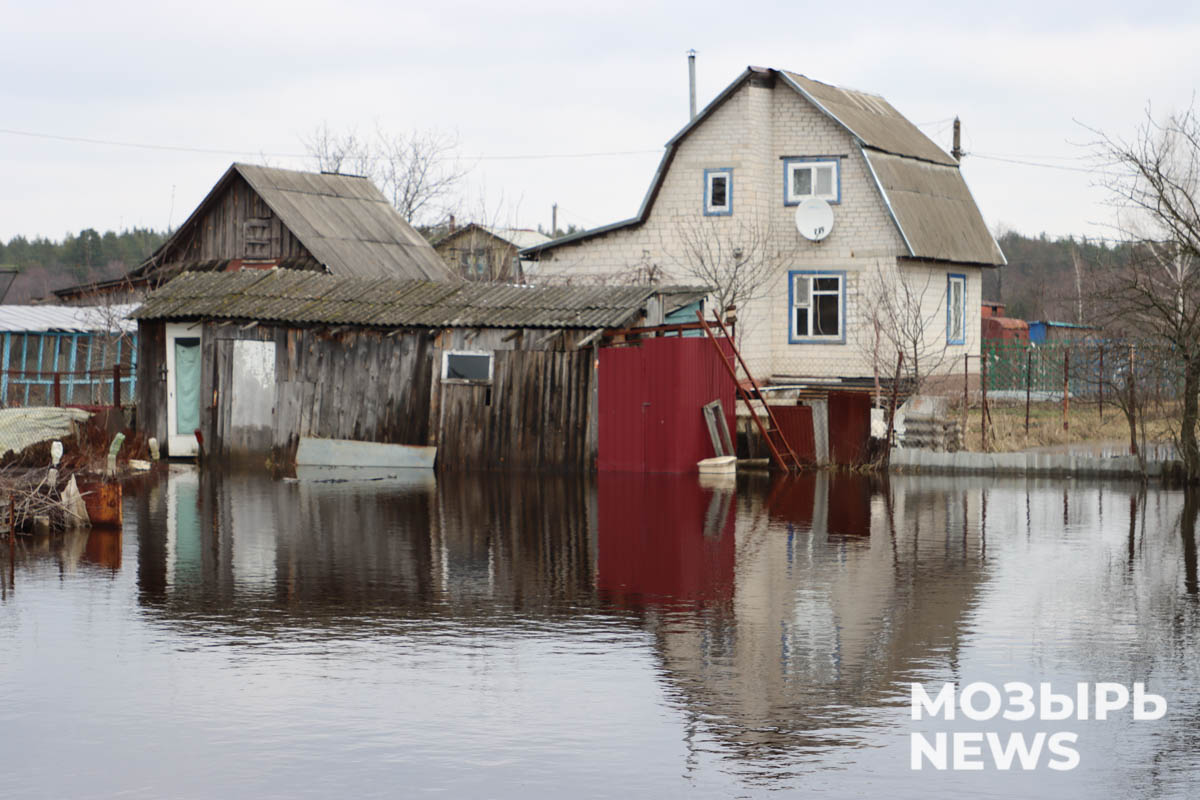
[
  {"left": 1025, "top": 348, "right": 1032, "bottom": 436},
  {"left": 1063, "top": 348, "right": 1070, "bottom": 432},
  {"left": 981, "top": 353, "right": 989, "bottom": 452}
]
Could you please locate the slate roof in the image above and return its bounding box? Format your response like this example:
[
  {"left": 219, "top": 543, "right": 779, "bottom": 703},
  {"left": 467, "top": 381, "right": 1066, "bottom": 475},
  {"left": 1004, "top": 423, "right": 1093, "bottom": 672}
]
[
  {"left": 523, "top": 67, "right": 1005, "bottom": 267},
  {"left": 0, "top": 304, "right": 138, "bottom": 333},
  {"left": 134, "top": 163, "right": 455, "bottom": 282},
  {"left": 133, "top": 269, "right": 707, "bottom": 330}
]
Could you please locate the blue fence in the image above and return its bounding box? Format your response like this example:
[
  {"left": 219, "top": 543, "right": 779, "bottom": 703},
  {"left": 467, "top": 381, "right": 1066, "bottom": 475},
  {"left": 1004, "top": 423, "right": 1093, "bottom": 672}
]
[{"left": 0, "top": 331, "right": 137, "bottom": 407}]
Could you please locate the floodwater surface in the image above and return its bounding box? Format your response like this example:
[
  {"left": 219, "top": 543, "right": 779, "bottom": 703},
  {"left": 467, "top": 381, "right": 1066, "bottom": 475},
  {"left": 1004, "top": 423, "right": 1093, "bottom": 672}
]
[{"left": 2, "top": 466, "right": 1199, "bottom": 798}]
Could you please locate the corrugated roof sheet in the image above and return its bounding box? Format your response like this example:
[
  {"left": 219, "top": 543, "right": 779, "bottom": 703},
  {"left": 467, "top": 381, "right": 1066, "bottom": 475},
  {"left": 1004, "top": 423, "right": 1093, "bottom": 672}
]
[
  {"left": 235, "top": 164, "right": 454, "bottom": 281},
  {"left": 781, "top": 72, "right": 958, "bottom": 166},
  {"left": 133, "top": 271, "right": 708, "bottom": 330},
  {"left": 864, "top": 151, "right": 1006, "bottom": 265},
  {"left": 130, "top": 164, "right": 456, "bottom": 284},
  {"left": 0, "top": 304, "right": 138, "bottom": 333}
]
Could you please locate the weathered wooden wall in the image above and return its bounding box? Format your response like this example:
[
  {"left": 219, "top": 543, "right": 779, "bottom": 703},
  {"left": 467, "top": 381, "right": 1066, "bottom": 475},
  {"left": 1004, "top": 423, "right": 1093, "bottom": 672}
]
[
  {"left": 138, "top": 318, "right": 601, "bottom": 470},
  {"left": 189, "top": 324, "right": 432, "bottom": 464},
  {"left": 163, "top": 174, "right": 315, "bottom": 267},
  {"left": 136, "top": 321, "right": 166, "bottom": 439}
]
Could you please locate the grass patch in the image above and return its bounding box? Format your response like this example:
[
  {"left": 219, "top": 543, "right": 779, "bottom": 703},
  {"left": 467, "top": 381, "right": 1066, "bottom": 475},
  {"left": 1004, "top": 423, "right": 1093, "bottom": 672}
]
[{"left": 957, "top": 401, "right": 1177, "bottom": 452}]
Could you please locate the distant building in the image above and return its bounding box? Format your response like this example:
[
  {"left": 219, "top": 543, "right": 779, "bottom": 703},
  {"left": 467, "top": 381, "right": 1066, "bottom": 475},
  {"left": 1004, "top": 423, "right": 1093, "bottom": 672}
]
[
  {"left": 1027, "top": 320, "right": 1099, "bottom": 345},
  {"left": 0, "top": 304, "right": 137, "bottom": 406},
  {"left": 433, "top": 223, "right": 551, "bottom": 282},
  {"left": 521, "top": 66, "right": 1005, "bottom": 389},
  {"left": 56, "top": 163, "right": 455, "bottom": 305},
  {"left": 982, "top": 315, "right": 1029, "bottom": 345},
  {"left": 981, "top": 300, "right": 1006, "bottom": 319}
]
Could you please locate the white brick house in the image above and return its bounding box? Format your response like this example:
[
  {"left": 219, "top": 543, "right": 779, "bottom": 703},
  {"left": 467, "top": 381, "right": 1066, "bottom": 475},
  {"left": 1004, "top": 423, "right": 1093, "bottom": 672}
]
[{"left": 521, "top": 67, "right": 1005, "bottom": 387}]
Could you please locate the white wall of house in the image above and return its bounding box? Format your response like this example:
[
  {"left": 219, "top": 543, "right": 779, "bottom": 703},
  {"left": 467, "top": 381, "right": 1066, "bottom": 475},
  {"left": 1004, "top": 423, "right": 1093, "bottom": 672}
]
[{"left": 535, "top": 78, "right": 983, "bottom": 383}]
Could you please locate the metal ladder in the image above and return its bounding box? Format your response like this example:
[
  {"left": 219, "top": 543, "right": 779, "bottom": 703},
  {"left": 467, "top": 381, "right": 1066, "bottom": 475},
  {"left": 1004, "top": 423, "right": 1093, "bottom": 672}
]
[{"left": 695, "top": 311, "right": 802, "bottom": 472}]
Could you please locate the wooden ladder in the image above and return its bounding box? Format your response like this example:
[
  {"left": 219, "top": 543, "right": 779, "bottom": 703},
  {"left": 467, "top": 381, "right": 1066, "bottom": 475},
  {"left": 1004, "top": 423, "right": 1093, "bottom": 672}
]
[{"left": 695, "top": 311, "right": 802, "bottom": 472}]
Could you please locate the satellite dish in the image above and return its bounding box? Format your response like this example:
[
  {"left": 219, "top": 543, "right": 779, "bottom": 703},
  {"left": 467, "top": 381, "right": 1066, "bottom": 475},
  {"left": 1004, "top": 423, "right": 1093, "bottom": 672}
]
[{"left": 794, "top": 198, "right": 834, "bottom": 241}]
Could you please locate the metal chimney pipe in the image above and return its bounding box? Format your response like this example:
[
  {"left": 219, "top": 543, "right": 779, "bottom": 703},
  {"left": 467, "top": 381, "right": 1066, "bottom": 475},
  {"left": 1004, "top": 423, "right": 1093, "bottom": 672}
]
[{"left": 687, "top": 49, "right": 697, "bottom": 120}]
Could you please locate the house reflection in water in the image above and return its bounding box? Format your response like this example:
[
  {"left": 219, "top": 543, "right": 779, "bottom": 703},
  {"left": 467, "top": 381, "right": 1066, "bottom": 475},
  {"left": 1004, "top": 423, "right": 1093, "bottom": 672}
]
[
  {"left": 610, "top": 471, "right": 989, "bottom": 767},
  {"left": 130, "top": 466, "right": 988, "bottom": 772},
  {"left": 135, "top": 467, "right": 597, "bottom": 620}
]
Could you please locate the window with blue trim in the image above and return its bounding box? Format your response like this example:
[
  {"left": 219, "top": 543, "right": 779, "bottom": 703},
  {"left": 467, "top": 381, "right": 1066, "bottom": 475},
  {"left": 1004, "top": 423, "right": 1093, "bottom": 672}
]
[
  {"left": 704, "top": 168, "right": 733, "bottom": 216},
  {"left": 947, "top": 274, "right": 966, "bottom": 345},
  {"left": 790, "top": 271, "right": 843, "bottom": 341},
  {"left": 784, "top": 158, "right": 839, "bottom": 205}
]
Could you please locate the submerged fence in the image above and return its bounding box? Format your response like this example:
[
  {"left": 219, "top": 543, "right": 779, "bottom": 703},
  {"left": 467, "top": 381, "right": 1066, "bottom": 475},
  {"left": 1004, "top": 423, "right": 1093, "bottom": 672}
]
[{"left": 0, "top": 331, "right": 137, "bottom": 408}]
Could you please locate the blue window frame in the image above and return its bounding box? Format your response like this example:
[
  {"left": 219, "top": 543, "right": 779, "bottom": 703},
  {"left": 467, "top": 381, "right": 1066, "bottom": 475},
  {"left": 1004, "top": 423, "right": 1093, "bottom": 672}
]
[
  {"left": 947, "top": 273, "right": 966, "bottom": 345},
  {"left": 703, "top": 168, "right": 733, "bottom": 216},
  {"left": 783, "top": 157, "right": 841, "bottom": 206},
  {"left": 788, "top": 270, "right": 846, "bottom": 344}
]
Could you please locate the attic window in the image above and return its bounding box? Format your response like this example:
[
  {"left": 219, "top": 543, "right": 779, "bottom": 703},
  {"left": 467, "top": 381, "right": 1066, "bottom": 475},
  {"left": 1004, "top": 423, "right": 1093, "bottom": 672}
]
[
  {"left": 704, "top": 168, "right": 733, "bottom": 216},
  {"left": 784, "top": 158, "right": 839, "bottom": 205},
  {"left": 442, "top": 350, "right": 493, "bottom": 383},
  {"left": 243, "top": 218, "right": 271, "bottom": 256}
]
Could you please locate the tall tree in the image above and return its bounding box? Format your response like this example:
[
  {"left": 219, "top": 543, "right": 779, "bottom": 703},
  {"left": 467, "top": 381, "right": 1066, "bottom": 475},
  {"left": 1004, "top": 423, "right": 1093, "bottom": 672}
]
[
  {"left": 303, "top": 123, "right": 469, "bottom": 227},
  {"left": 1091, "top": 103, "right": 1200, "bottom": 481}
]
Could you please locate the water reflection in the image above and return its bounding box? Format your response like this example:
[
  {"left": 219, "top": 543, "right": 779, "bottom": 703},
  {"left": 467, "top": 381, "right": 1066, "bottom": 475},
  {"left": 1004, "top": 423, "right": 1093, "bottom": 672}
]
[{"left": 3, "top": 467, "right": 1200, "bottom": 798}]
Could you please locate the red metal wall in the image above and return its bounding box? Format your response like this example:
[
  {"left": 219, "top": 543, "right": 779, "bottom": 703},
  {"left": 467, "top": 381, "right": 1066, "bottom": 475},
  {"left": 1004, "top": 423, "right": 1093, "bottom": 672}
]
[
  {"left": 769, "top": 405, "right": 817, "bottom": 465},
  {"left": 598, "top": 337, "right": 736, "bottom": 473},
  {"left": 828, "top": 391, "right": 872, "bottom": 467}
]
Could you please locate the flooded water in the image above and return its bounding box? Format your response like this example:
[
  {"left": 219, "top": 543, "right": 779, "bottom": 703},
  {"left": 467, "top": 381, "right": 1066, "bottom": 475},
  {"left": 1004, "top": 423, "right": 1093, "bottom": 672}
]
[{"left": 2, "top": 466, "right": 1199, "bottom": 799}]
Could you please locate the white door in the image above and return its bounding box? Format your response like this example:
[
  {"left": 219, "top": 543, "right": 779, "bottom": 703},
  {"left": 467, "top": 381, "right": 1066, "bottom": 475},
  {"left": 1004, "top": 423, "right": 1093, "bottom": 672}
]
[{"left": 165, "top": 323, "right": 202, "bottom": 457}]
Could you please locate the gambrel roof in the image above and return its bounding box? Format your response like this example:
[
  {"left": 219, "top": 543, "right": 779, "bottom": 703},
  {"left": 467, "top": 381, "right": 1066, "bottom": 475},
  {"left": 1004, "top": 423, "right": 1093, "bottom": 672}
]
[{"left": 523, "top": 67, "right": 1005, "bottom": 267}]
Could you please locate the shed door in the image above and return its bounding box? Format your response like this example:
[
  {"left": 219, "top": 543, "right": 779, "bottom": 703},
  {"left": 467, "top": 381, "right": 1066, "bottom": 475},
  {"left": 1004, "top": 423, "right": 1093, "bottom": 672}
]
[{"left": 165, "top": 323, "right": 201, "bottom": 457}]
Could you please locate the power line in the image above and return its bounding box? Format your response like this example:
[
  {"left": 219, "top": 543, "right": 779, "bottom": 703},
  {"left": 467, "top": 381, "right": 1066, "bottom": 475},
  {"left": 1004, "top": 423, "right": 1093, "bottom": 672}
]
[
  {"left": 970, "top": 153, "right": 1101, "bottom": 174},
  {"left": 0, "top": 126, "right": 661, "bottom": 162}
]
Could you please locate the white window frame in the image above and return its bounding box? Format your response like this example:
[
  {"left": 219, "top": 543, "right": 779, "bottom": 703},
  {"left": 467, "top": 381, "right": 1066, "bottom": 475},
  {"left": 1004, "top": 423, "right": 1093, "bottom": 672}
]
[
  {"left": 704, "top": 168, "right": 733, "bottom": 216},
  {"left": 789, "top": 271, "right": 845, "bottom": 343},
  {"left": 441, "top": 350, "right": 494, "bottom": 383},
  {"left": 947, "top": 274, "right": 966, "bottom": 345},
  {"left": 784, "top": 158, "right": 840, "bottom": 205}
]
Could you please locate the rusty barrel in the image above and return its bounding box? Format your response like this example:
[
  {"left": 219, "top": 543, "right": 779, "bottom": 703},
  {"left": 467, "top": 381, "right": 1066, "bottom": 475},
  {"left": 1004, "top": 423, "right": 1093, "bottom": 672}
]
[{"left": 78, "top": 481, "right": 123, "bottom": 528}]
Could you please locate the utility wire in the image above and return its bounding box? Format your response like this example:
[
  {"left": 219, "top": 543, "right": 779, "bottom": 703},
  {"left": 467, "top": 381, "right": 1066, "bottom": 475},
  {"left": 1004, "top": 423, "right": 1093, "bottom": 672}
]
[
  {"left": 970, "top": 153, "right": 1102, "bottom": 174},
  {"left": 0, "top": 126, "right": 661, "bottom": 161}
]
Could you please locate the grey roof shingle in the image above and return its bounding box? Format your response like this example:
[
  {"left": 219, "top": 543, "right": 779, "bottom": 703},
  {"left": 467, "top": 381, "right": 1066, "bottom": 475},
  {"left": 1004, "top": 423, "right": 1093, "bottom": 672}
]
[
  {"left": 134, "top": 164, "right": 456, "bottom": 283},
  {"left": 133, "top": 270, "right": 708, "bottom": 330}
]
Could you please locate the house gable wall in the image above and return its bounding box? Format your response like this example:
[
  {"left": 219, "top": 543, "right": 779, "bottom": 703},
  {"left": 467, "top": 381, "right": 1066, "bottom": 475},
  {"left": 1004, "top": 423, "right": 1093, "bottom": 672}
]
[
  {"left": 534, "top": 78, "right": 981, "bottom": 382},
  {"left": 158, "top": 174, "right": 317, "bottom": 269}
]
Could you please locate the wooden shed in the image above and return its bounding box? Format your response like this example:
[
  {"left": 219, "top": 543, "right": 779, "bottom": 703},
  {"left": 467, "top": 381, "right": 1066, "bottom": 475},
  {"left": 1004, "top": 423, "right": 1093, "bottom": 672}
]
[
  {"left": 132, "top": 269, "right": 706, "bottom": 468},
  {"left": 56, "top": 163, "right": 457, "bottom": 304}
]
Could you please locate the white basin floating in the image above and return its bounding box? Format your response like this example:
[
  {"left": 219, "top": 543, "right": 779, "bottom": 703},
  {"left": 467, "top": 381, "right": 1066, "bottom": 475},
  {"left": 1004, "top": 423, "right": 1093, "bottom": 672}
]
[
  {"left": 698, "top": 455, "right": 737, "bottom": 474},
  {"left": 295, "top": 437, "right": 436, "bottom": 469}
]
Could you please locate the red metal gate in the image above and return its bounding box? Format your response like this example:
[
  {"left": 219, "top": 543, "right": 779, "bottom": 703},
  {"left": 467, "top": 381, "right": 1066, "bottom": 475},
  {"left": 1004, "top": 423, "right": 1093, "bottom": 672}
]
[{"left": 598, "top": 337, "right": 736, "bottom": 473}]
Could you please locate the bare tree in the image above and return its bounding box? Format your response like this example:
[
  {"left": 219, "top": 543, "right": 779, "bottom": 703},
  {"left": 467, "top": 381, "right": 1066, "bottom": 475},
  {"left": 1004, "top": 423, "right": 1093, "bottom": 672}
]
[
  {"left": 666, "top": 213, "right": 794, "bottom": 322},
  {"left": 856, "top": 260, "right": 953, "bottom": 400},
  {"left": 1090, "top": 103, "right": 1200, "bottom": 481},
  {"left": 302, "top": 123, "right": 470, "bottom": 227}
]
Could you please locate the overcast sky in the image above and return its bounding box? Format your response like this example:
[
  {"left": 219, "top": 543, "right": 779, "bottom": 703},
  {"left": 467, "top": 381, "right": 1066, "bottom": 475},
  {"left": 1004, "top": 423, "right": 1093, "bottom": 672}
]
[{"left": 2, "top": 0, "right": 1198, "bottom": 244}]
